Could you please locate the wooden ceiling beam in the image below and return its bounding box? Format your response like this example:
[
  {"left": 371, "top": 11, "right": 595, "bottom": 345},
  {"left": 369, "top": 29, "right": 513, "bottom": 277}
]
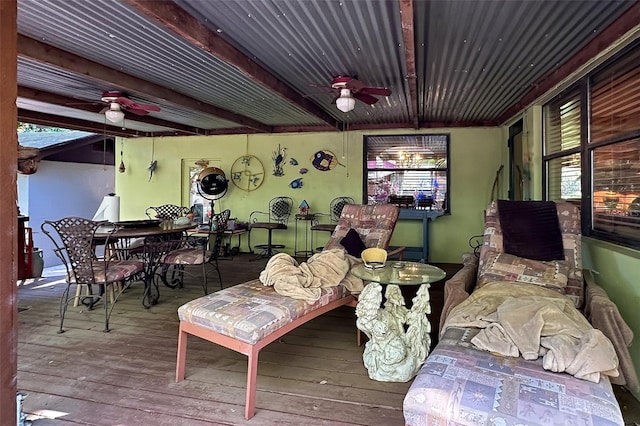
[
  {"left": 18, "top": 86, "right": 205, "bottom": 136},
  {"left": 399, "top": 0, "right": 420, "bottom": 129},
  {"left": 123, "top": 0, "right": 340, "bottom": 129},
  {"left": 17, "top": 109, "right": 149, "bottom": 137},
  {"left": 18, "top": 35, "right": 272, "bottom": 133}
]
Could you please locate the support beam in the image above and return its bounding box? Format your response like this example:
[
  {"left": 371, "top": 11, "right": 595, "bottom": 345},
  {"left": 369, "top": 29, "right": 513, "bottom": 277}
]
[
  {"left": 123, "top": 0, "right": 339, "bottom": 129},
  {"left": 399, "top": 0, "right": 420, "bottom": 129},
  {"left": 18, "top": 35, "right": 272, "bottom": 133},
  {"left": 18, "top": 109, "right": 149, "bottom": 138},
  {"left": 0, "top": 0, "right": 18, "bottom": 424},
  {"left": 18, "top": 87, "right": 208, "bottom": 136}
]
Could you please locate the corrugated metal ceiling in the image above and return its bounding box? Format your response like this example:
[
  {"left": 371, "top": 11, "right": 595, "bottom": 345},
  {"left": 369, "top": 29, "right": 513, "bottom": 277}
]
[{"left": 13, "top": 0, "right": 640, "bottom": 137}]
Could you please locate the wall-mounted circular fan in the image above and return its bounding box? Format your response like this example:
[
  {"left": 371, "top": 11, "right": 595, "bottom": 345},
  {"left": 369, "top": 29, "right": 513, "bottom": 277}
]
[
  {"left": 197, "top": 167, "right": 229, "bottom": 214},
  {"left": 100, "top": 91, "right": 161, "bottom": 122},
  {"left": 329, "top": 77, "right": 391, "bottom": 112}
]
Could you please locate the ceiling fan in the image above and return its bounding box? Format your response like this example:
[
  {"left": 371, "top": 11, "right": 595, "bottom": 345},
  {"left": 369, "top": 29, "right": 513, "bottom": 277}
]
[
  {"left": 329, "top": 77, "right": 391, "bottom": 113},
  {"left": 100, "top": 91, "right": 160, "bottom": 123}
]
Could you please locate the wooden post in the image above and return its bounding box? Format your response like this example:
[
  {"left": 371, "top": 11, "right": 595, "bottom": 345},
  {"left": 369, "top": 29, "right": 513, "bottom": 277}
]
[{"left": 0, "top": 0, "right": 18, "bottom": 424}]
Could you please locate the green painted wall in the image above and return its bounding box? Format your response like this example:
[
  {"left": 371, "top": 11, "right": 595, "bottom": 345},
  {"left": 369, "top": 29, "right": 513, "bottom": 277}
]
[
  {"left": 583, "top": 238, "right": 640, "bottom": 399},
  {"left": 115, "top": 127, "right": 504, "bottom": 263},
  {"left": 116, "top": 117, "right": 640, "bottom": 398}
]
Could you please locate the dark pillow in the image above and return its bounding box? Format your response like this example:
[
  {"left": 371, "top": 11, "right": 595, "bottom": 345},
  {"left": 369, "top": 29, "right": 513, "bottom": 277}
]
[
  {"left": 497, "top": 200, "right": 564, "bottom": 261},
  {"left": 340, "top": 228, "right": 366, "bottom": 257}
]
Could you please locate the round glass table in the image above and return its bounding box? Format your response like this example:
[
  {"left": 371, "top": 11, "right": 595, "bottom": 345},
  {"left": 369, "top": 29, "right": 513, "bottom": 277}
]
[{"left": 350, "top": 261, "right": 446, "bottom": 382}]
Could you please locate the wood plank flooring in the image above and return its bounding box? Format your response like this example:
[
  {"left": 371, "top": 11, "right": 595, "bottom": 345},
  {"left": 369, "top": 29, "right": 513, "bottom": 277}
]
[
  {"left": 18, "top": 256, "right": 640, "bottom": 425},
  {"left": 17, "top": 255, "right": 451, "bottom": 425}
]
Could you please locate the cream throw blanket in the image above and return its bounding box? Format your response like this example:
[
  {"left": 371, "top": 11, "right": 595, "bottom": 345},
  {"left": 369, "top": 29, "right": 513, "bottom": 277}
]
[
  {"left": 444, "top": 281, "right": 619, "bottom": 383},
  {"left": 259, "top": 249, "right": 364, "bottom": 302}
]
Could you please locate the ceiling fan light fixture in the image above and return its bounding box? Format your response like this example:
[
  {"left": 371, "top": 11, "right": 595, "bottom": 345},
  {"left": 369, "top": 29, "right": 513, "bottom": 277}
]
[
  {"left": 336, "top": 88, "right": 355, "bottom": 113},
  {"left": 105, "top": 103, "right": 125, "bottom": 123}
]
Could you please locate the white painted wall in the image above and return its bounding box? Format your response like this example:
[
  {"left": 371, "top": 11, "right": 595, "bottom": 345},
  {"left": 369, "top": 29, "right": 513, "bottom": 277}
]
[{"left": 21, "top": 160, "right": 114, "bottom": 267}]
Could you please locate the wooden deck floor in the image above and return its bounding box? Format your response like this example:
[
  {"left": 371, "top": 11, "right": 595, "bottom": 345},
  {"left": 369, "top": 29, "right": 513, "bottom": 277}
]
[
  {"left": 17, "top": 255, "right": 440, "bottom": 425},
  {"left": 18, "top": 256, "right": 640, "bottom": 425}
]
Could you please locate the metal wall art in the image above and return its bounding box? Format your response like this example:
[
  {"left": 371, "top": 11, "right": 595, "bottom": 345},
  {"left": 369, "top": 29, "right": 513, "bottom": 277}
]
[{"left": 272, "top": 144, "right": 287, "bottom": 176}]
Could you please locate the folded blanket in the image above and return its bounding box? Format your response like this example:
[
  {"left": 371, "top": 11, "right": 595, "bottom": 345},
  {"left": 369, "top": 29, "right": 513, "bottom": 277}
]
[
  {"left": 259, "top": 249, "right": 364, "bottom": 302},
  {"left": 444, "top": 281, "right": 619, "bottom": 382}
]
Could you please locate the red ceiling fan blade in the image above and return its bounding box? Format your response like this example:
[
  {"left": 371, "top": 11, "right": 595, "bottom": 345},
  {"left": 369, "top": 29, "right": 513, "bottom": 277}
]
[
  {"left": 353, "top": 92, "right": 379, "bottom": 105},
  {"left": 116, "top": 96, "right": 160, "bottom": 112},
  {"left": 125, "top": 107, "right": 151, "bottom": 116},
  {"left": 358, "top": 86, "right": 391, "bottom": 96}
]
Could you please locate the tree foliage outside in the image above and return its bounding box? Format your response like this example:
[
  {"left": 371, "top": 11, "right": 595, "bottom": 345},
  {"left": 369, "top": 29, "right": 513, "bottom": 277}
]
[{"left": 17, "top": 122, "right": 67, "bottom": 133}]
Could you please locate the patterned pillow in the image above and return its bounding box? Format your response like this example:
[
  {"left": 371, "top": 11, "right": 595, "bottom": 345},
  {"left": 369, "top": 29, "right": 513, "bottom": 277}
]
[{"left": 478, "top": 252, "right": 569, "bottom": 291}]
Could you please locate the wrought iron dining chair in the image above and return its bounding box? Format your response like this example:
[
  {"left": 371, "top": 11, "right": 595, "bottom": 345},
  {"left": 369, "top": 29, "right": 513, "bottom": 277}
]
[
  {"left": 156, "top": 209, "right": 231, "bottom": 294},
  {"left": 311, "top": 196, "right": 355, "bottom": 252},
  {"left": 41, "top": 217, "right": 144, "bottom": 333},
  {"left": 145, "top": 204, "right": 190, "bottom": 220},
  {"left": 248, "top": 196, "right": 293, "bottom": 259}
]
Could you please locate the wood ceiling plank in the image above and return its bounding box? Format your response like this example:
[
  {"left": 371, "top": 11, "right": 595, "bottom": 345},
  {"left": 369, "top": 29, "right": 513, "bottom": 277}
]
[
  {"left": 123, "top": 0, "right": 340, "bottom": 129},
  {"left": 399, "top": 0, "right": 419, "bottom": 129},
  {"left": 18, "top": 35, "right": 272, "bottom": 133}
]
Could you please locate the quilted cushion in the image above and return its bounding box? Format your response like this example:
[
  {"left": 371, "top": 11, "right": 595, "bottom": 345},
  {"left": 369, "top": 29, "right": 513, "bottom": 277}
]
[
  {"left": 178, "top": 279, "right": 349, "bottom": 345},
  {"left": 477, "top": 252, "right": 569, "bottom": 291},
  {"left": 323, "top": 204, "right": 399, "bottom": 251},
  {"left": 479, "top": 201, "right": 584, "bottom": 307}
]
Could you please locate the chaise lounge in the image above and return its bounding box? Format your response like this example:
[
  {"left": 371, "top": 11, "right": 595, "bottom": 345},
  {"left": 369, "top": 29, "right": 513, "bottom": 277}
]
[
  {"left": 175, "top": 204, "right": 400, "bottom": 419},
  {"left": 403, "top": 200, "right": 638, "bottom": 425}
]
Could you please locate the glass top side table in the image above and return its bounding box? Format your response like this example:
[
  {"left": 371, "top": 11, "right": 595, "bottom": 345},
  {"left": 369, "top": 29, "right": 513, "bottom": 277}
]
[{"left": 350, "top": 261, "right": 446, "bottom": 382}]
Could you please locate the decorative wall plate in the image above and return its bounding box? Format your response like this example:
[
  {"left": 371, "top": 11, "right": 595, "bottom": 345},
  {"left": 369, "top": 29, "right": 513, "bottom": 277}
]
[{"left": 231, "top": 155, "right": 265, "bottom": 191}]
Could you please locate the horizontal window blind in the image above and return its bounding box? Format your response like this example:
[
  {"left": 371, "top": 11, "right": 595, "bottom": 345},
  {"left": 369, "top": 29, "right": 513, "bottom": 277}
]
[
  {"left": 591, "top": 56, "right": 640, "bottom": 144},
  {"left": 544, "top": 90, "right": 581, "bottom": 155}
]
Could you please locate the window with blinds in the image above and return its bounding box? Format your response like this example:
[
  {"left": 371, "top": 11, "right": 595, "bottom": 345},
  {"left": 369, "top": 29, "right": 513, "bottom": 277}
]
[
  {"left": 590, "top": 49, "right": 640, "bottom": 243},
  {"left": 543, "top": 89, "right": 582, "bottom": 202},
  {"left": 364, "top": 134, "right": 450, "bottom": 212},
  {"left": 543, "top": 41, "right": 640, "bottom": 248}
]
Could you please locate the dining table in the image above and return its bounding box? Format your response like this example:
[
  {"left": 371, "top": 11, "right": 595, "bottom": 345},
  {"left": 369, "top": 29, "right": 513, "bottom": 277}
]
[{"left": 95, "top": 219, "right": 197, "bottom": 308}]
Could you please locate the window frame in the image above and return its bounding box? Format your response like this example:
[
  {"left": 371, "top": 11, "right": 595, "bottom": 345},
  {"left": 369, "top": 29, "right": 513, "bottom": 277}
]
[
  {"left": 543, "top": 42, "right": 640, "bottom": 250},
  {"left": 363, "top": 133, "right": 451, "bottom": 214}
]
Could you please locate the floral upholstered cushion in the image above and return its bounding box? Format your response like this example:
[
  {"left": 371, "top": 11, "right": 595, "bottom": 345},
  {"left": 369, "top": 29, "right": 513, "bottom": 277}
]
[
  {"left": 323, "top": 204, "right": 399, "bottom": 251},
  {"left": 163, "top": 248, "right": 209, "bottom": 264},
  {"left": 69, "top": 259, "right": 143, "bottom": 284},
  {"left": 177, "top": 279, "right": 349, "bottom": 345}
]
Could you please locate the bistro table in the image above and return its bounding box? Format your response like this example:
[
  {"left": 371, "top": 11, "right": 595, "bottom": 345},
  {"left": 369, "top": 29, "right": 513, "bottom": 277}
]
[
  {"left": 96, "top": 219, "right": 197, "bottom": 308},
  {"left": 350, "top": 261, "right": 445, "bottom": 382}
]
